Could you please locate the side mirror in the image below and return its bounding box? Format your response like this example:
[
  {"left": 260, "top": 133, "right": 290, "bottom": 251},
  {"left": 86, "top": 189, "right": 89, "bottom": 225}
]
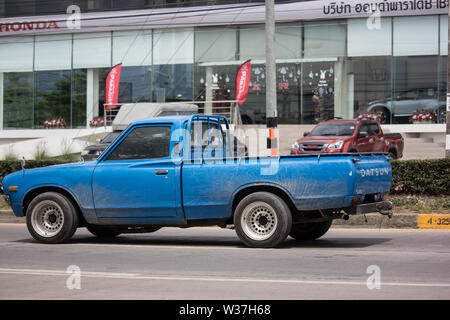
[
  {"left": 303, "top": 131, "right": 310, "bottom": 137},
  {"left": 358, "top": 131, "right": 368, "bottom": 138}
]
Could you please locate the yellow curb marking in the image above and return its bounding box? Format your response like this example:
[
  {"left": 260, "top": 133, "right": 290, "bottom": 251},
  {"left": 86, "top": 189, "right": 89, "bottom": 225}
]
[{"left": 418, "top": 214, "right": 450, "bottom": 230}]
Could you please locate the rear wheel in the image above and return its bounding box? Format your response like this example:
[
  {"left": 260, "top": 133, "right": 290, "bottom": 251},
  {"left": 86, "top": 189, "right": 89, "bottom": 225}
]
[
  {"left": 289, "top": 220, "right": 332, "bottom": 241},
  {"left": 26, "top": 192, "right": 79, "bottom": 244},
  {"left": 388, "top": 149, "right": 397, "bottom": 159},
  {"left": 234, "top": 192, "right": 292, "bottom": 248}
]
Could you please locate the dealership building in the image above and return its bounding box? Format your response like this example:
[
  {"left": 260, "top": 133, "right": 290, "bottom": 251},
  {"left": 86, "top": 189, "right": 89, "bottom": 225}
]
[{"left": 0, "top": 0, "right": 448, "bottom": 158}]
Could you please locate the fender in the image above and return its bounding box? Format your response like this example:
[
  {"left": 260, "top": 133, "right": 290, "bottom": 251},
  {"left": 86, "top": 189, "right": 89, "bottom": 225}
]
[{"left": 230, "top": 181, "right": 297, "bottom": 215}]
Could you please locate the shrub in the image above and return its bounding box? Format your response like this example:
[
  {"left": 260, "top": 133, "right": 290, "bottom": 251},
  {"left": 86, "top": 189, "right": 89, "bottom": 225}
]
[
  {"left": 0, "top": 160, "right": 72, "bottom": 186},
  {"left": 0, "top": 158, "right": 449, "bottom": 196},
  {"left": 390, "top": 158, "right": 450, "bottom": 195}
]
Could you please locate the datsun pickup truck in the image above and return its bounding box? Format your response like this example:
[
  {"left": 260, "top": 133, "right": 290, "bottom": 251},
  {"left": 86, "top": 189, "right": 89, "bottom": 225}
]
[
  {"left": 1, "top": 115, "right": 393, "bottom": 248},
  {"left": 291, "top": 119, "right": 404, "bottom": 159}
]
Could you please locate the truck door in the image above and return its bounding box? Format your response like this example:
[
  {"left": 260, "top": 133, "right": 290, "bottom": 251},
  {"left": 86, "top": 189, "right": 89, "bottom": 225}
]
[
  {"left": 368, "top": 122, "right": 385, "bottom": 152},
  {"left": 356, "top": 123, "right": 371, "bottom": 152},
  {"left": 92, "top": 124, "right": 181, "bottom": 221}
]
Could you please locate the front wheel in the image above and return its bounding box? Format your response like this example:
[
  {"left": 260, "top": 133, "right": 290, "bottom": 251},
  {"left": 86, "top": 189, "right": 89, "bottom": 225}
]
[
  {"left": 234, "top": 192, "right": 292, "bottom": 248},
  {"left": 289, "top": 220, "right": 332, "bottom": 241},
  {"left": 26, "top": 192, "right": 79, "bottom": 244}
]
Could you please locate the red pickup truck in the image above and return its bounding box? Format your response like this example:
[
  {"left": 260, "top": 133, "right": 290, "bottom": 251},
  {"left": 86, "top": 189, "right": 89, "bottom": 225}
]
[{"left": 290, "top": 119, "right": 404, "bottom": 159}]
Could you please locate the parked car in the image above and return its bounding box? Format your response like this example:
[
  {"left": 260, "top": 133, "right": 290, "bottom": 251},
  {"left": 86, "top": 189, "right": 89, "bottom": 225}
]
[
  {"left": 367, "top": 89, "right": 446, "bottom": 124},
  {"left": 291, "top": 119, "right": 404, "bottom": 159},
  {"left": 1, "top": 115, "right": 393, "bottom": 248},
  {"left": 81, "top": 131, "right": 121, "bottom": 161}
]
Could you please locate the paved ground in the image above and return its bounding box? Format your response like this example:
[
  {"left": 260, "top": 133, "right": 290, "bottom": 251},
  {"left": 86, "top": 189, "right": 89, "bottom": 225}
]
[{"left": 0, "top": 224, "right": 449, "bottom": 300}]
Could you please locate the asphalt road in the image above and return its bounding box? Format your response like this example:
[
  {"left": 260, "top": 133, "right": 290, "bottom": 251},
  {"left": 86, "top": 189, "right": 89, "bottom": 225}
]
[{"left": 0, "top": 223, "right": 449, "bottom": 300}]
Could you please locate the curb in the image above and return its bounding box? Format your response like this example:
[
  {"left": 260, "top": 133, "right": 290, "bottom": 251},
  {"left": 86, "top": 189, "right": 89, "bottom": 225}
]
[
  {"left": 331, "top": 213, "right": 417, "bottom": 229},
  {"left": 1, "top": 210, "right": 449, "bottom": 229},
  {"left": 0, "top": 210, "right": 25, "bottom": 224}
]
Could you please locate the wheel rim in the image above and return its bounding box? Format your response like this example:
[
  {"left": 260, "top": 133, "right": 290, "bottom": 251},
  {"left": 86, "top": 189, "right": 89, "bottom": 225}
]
[
  {"left": 30, "top": 200, "right": 65, "bottom": 238},
  {"left": 241, "top": 201, "right": 278, "bottom": 241}
]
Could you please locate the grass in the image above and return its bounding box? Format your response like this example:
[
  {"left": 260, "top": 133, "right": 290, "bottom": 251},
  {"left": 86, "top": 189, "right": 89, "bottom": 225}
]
[
  {"left": 390, "top": 195, "right": 450, "bottom": 214},
  {"left": 2, "top": 145, "right": 19, "bottom": 161},
  {"left": 32, "top": 141, "right": 51, "bottom": 160}
]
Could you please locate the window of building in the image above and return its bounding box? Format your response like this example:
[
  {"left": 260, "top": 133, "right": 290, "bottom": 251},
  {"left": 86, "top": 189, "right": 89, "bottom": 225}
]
[
  {"left": 34, "top": 70, "right": 72, "bottom": 128},
  {"left": 3, "top": 72, "right": 34, "bottom": 128}
]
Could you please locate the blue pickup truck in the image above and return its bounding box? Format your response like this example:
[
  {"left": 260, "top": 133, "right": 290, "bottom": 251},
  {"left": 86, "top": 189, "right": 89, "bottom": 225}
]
[{"left": 1, "top": 115, "right": 393, "bottom": 248}]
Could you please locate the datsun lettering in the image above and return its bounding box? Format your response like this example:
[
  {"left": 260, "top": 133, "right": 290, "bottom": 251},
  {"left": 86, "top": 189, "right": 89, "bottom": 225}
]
[{"left": 1, "top": 115, "right": 393, "bottom": 248}]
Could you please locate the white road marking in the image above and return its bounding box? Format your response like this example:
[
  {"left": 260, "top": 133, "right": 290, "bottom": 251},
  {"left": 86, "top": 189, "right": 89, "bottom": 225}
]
[{"left": 0, "top": 267, "right": 450, "bottom": 288}]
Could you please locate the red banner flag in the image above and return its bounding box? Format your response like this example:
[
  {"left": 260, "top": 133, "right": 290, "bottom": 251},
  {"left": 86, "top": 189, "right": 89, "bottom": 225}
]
[
  {"left": 235, "top": 59, "right": 251, "bottom": 106},
  {"left": 105, "top": 63, "right": 122, "bottom": 110}
]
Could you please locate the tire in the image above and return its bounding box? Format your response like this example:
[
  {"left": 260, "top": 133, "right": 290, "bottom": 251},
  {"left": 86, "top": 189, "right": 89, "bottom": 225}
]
[
  {"left": 438, "top": 106, "right": 446, "bottom": 124},
  {"left": 388, "top": 149, "right": 397, "bottom": 159},
  {"left": 234, "top": 192, "right": 292, "bottom": 248},
  {"left": 372, "top": 107, "right": 390, "bottom": 124},
  {"left": 86, "top": 225, "right": 121, "bottom": 238},
  {"left": 289, "top": 220, "right": 332, "bottom": 241},
  {"left": 26, "top": 192, "right": 79, "bottom": 244}
]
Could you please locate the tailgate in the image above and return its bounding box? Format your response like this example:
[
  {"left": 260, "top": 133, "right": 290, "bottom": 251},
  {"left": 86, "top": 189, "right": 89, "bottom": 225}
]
[{"left": 353, "top": 154, "right": 392, "bottom": 196}]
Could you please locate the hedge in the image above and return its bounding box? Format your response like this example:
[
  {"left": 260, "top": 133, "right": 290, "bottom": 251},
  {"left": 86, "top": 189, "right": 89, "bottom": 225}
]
[
  {"left": 0, "top": 160, "right": 71, "bottom": 186},
  {"left": 390, "top": 158, "right": 450, "bottom": 196},
  {"left": 1, "top": 158, "right": 449, "bottom": 196}
]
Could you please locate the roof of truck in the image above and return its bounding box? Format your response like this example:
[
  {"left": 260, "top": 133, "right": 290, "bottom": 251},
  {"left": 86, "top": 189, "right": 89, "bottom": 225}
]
[
  {"left": 131, "top": 115, "right": 192, "bottom": 125},
  {"left": 130, "top": 114, "right": 227, "bottom": 126}
]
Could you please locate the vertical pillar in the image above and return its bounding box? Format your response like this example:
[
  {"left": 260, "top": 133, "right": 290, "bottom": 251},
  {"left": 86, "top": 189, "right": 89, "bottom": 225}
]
[
  {"left": 446, "top": 6, "right": 450, "bottom": 158},
  {"left": 0, "top": 72, "right": 3, "bottom": 130},
  {"left": 334, "top": 58, "right": 353, "bottom": 119},
  {"left": 347, "top": 73, "right": 354, "bottom": 119},
  {"left": 86, "top": 68, "right": 99, "bottom": 128},
  {"left": 265, "top": 0, "right": 278, "bottom": 156},
  {"left": 205, "top": 66, "right": 213, "bottom": 115}
]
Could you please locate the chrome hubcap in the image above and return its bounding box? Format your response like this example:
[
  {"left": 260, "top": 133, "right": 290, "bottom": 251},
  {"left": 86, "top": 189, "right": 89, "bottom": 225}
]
[
  {"left": 241, "top": 201, "right": 278, "bottom": 241},
  {"left": 31, "top": 200, "right": 64, "bottom": 237}
]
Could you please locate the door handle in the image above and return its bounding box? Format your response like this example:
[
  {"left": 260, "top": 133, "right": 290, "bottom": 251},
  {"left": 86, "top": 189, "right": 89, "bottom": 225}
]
[{"left": 155, "top": 170, "right": 168, "bottom": 175}]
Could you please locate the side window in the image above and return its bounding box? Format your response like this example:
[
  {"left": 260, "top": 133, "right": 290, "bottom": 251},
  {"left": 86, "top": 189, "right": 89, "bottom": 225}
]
[
  {"left": 368, "top": 123, "right": 380, "bottom": 135},
  {"left": 358, "top": 124, "right": 369, "bottom": 137},
  {"left": 106, "top": 126, "right": 171, "bottom": 161}
]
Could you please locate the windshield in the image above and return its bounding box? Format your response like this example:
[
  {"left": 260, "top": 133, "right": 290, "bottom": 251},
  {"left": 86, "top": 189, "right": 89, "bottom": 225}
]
[
  {"left": 309, "top": 122, "right": 356, "bottom": 136},
  {"left": 101, "top": 132, "right": 122, "bottom": 144}
]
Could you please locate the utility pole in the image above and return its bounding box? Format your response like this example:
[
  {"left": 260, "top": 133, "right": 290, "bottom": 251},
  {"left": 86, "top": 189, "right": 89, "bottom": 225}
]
[
  {"left": 447, "top": 6, "right": 450, "bottom": 158},
  {"left": 265, "top": 0, "right": 278, "bottom": 156}
]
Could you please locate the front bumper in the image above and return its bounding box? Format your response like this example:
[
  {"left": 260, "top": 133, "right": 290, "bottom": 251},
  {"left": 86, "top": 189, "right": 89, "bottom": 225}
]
[{"left": 345, "top": 201, "right": 393, "bottom": 218}]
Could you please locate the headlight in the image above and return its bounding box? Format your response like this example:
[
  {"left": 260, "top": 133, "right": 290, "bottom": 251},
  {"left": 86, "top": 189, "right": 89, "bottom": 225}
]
[
  {"left": 327, "top": 141, "right": 344, "bottom": 151},
  {"left": 292, "top": 142, "right": 300, "bottom": 150},
  {"left": 80, "top": 150, "right": 89, "bottom": 156}
]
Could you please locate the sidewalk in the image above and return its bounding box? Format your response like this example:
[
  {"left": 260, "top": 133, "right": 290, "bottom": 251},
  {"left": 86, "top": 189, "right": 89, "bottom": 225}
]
[{"left": 2, "top": 210, "right": 448, "bottom": 229}]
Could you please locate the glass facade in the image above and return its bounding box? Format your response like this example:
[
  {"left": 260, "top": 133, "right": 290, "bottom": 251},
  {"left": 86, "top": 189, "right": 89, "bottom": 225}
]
[{"left": 0, "top": 15, "right": 448, "bottom": 129}]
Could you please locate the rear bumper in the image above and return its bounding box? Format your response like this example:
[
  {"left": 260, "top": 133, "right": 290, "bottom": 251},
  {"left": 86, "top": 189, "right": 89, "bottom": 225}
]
[{"left": 345, "top": 201, "right": 393, "bottom": 218}]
